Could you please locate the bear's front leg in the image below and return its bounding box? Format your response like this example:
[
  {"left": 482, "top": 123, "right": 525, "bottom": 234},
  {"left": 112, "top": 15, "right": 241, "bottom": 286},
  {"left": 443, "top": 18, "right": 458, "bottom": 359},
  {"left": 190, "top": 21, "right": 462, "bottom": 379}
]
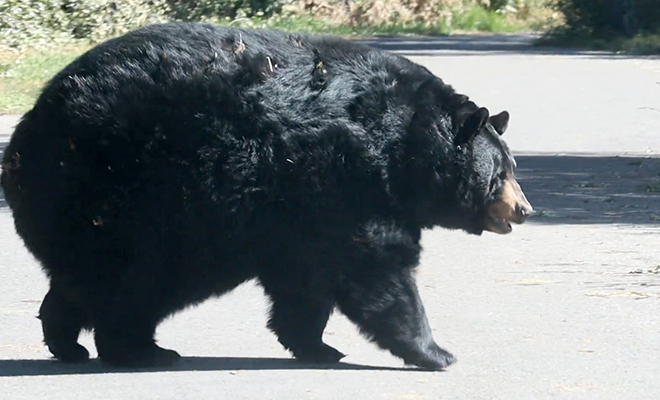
[
  {"left": 260, "top": 275, "right": 346, "bottom": 364},
  {"left": 337, "top": 268, "right": 455, "bottom": 370},
  {"left": 336, "top": 224, "right": 456, "bottom": 370}
]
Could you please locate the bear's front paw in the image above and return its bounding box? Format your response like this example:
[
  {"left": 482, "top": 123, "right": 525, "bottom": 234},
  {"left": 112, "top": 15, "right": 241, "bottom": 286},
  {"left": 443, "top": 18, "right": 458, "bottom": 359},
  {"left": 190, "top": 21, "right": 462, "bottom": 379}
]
[
  {"left": 292, "top": 342, "right": 346, "bottom": 364},
  {"left": 404, "top": 344, "right": 456, "bottom": 371}
]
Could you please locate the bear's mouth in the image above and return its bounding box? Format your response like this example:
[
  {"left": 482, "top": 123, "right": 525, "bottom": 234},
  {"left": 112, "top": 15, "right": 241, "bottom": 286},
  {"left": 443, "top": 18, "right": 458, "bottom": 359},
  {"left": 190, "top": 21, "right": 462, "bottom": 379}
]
[
  {"left": 483, "top": 176, "right": 533, "bottom": 235},
  {"left": 485, "top": 210, "right": 513, "bottom": 234}
]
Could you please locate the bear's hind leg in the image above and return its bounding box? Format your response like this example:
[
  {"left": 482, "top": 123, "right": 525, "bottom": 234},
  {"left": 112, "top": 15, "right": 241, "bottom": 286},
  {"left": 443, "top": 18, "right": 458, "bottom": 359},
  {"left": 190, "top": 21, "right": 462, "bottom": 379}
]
[
  {"left": 38, "top": 283, "right": 90, "bottom": 363},
  {"left": 335, "top": 268, "right": 456, "bottom": 370},
  {"left": 93, "top": 305, "right": 181, "bottom": 368},
  {"left": 261, "top": 279, "right": 345, "bottom": 364},
  {"left": 92, "top": 270, "right": 182, "bottom": 368}
]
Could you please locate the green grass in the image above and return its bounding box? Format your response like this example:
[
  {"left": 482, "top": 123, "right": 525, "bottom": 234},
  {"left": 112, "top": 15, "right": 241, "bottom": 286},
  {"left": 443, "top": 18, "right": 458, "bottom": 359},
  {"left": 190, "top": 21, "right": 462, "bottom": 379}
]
[
  {"left": 452, "top": 6, "right": 524, "bottom": 33},
  {"left": 213, "top": 15, "right": 453, "bottom": 37},
  {"left": 229, "top": 7, "right": 531, "bottom": 36},
  {"left": 0, "top": 47, "right": 87, "bottom": 114}
]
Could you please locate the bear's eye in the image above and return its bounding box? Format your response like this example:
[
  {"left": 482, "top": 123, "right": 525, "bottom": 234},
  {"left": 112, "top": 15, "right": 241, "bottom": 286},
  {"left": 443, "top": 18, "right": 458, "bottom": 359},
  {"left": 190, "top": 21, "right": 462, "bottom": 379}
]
[{"left": 498, "top": 171, "right": 507, "bottom": 181}]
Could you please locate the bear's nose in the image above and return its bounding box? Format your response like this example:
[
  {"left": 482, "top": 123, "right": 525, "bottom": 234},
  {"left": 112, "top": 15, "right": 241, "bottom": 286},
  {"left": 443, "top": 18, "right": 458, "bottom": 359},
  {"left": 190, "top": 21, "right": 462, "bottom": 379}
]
[{"left": 516, "top": 204, "right": 534, "bottom": 222}]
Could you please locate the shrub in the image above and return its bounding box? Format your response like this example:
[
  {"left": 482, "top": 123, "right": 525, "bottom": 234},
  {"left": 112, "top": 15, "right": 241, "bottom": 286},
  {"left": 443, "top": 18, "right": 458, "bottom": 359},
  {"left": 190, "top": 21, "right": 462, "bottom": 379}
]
[
  {"left": 0, "top": 0, "right": 283, "bottom": 49},
  {"left": 0, "top": 0, "right": 171, "bottom": 49},
  {"left": 552, "top": 0, "right": 660, "bottom": 37},
  {"left": 165, "top": 0, "right": 283, "bottom": 21}
]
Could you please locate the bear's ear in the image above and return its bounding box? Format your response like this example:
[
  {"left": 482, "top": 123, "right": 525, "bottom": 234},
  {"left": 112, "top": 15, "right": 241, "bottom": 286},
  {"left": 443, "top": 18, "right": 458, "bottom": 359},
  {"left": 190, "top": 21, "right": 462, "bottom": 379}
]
[
  {"left": 448, "top": 93, "right": 469, "bottom": 109},
  {"left": 456, "top": 107, "right": 489, "bottom": 146},
  {"left": 453, "top": 96, "right": 478, "bottom": 128},
  {"left": 489, "top": 110, "right": 510, "bottom": 136}
]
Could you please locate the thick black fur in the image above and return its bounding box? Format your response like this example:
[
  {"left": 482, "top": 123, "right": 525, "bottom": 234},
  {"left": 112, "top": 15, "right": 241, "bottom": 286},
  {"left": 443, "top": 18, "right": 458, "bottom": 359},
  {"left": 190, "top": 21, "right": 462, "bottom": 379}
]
[{"left": 1, "top": 23, "right": 517, "bottom": 369}]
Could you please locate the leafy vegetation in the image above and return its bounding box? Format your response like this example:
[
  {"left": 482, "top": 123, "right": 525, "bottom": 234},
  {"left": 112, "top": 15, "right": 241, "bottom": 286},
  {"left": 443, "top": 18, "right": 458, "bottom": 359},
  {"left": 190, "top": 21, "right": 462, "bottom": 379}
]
[
  {"left": 0, "top": 1, "right": 554, "bottom": 51},
  {"left": 540, "top": 0, "right": 660, "bottom": 54}
]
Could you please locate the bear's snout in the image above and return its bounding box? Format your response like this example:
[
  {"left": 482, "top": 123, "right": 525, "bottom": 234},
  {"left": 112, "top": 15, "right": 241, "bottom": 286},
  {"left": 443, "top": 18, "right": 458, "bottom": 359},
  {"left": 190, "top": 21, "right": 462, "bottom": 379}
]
[{"left": 485, "top": 177, "right": 533, "bottom": 234}]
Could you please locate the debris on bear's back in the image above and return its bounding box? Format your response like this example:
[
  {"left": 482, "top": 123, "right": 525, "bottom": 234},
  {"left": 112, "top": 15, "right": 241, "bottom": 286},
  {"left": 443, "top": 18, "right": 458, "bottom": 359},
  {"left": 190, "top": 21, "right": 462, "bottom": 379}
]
[{"left": 310, "top": 49, "right": 328, "bottom": 91}]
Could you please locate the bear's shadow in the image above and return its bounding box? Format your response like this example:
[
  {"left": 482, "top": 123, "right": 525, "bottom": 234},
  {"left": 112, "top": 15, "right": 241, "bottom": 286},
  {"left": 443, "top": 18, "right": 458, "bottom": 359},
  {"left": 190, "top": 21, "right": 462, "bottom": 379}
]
[{"left": 0, "top": 357, "right": 417, "bottom": 377}]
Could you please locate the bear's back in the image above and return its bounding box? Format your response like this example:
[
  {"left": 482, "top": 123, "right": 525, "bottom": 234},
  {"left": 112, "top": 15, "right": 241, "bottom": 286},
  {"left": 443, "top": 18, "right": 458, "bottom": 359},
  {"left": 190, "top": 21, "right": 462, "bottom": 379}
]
[
  {"left": 4, "top": 24, "right": 433, "bottom": 251},
  {"left": 33, "top": 23, "right": 429, "bottom": 154}
]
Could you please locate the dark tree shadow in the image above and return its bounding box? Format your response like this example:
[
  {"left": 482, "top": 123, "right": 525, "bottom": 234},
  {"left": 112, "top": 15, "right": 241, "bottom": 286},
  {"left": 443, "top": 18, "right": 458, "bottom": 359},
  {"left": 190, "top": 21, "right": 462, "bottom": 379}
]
[
  {"left": 357, "top": 34, "right": 660, "bottom": 59},
  {"left": 516, "top": 154, "right": 660, "bottom": 225},
  {"left": 0, "top": 357, "right": 416, "bottom": 377}
]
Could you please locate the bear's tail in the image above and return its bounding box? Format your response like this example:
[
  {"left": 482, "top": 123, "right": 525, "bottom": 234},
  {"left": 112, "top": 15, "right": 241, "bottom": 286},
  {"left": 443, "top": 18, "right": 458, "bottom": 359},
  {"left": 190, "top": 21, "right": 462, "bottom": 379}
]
[
  {"left": 1, "top": 113, "right": 32, "bottom": 211},
  {"left": 1, "top": 110, "right": 59, "bottom": 213}
]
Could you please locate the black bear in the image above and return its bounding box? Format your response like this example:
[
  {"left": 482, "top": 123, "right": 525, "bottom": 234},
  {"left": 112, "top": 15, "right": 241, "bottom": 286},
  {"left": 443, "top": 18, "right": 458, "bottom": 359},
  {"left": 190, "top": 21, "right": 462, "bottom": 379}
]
[{"left": 0, "top": 22, "right": 533, "bottom": 369}]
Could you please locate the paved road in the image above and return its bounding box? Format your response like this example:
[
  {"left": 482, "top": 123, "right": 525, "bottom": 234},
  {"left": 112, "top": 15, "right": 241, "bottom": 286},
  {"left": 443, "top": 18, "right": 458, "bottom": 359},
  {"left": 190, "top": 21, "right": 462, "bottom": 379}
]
[{"left": 1, "top": 35, "right": 660, "bottom": 400}]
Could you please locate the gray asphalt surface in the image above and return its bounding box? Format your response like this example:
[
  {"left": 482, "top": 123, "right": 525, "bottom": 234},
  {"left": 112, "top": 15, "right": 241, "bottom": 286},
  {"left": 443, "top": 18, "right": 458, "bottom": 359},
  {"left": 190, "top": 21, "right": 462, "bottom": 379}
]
[{"left": 1, "top": 34, "right": 660, "bottom": 400}]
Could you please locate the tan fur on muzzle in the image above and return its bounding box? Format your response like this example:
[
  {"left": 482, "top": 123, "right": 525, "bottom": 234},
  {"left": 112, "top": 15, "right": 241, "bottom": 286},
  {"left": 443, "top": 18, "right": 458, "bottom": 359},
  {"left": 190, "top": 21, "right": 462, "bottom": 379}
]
[{"left": 485, "top": 176, "right": 533, "bottom": 234}]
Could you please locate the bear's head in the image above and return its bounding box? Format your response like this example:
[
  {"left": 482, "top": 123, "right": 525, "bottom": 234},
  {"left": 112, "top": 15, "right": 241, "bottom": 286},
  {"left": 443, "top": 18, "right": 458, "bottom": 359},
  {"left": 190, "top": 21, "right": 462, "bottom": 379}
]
[
  {"left": 393, "top": 78, "right": 533, "bottom": 235},
  {"left": 452, "top": 103, "right": 534, "bottom": 235}
]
